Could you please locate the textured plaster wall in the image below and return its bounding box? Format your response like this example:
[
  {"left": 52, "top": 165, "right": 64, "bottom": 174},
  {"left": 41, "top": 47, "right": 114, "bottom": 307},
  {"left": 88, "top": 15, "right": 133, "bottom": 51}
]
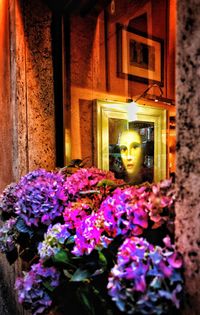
[
  {"left": 0, "top": 0, "right": 56, "bottom": 313},
  {"left": 24, "top": 0, "right": 56, "bottom": 171},
  {"left": 9, "top": 0, "right": 56, "bottom": 179},
  {"left": 176, "top": 1, "right": 200, "bottom": 314}
]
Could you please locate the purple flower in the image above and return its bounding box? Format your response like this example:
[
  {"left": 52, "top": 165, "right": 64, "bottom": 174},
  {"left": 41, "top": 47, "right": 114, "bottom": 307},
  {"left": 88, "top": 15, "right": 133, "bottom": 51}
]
[
  {"left": 63, "top": 200, "right": 111, "bottom": 255},
  {"left": 171, "top": 284, "right": 182, "bottom": 308},
  {"left": 108, "top": 236, "right": 183, "bottom": 315},
  {"left": 15, "top": 262, "right": 60, "bottom": 315},
  {"left": 14, "top": 169, "right": 67, "bottom": 227},
  {"left": 1, "top": 168, "right": 180, "bottom": 315},
  {"left": 97, "top": 187, "right": 149, "bottom": 238}
]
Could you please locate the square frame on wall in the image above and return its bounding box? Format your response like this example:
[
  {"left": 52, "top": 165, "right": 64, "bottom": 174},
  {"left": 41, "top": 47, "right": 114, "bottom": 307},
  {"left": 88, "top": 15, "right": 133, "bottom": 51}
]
[{"left": 117, "top": 23, "right": 164, "bottom": 85}]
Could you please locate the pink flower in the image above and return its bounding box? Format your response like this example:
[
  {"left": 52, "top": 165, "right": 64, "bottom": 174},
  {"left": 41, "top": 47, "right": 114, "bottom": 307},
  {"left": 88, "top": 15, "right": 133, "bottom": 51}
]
[{"left": 168, "top": 252, "right": 183, "bottom": 269}]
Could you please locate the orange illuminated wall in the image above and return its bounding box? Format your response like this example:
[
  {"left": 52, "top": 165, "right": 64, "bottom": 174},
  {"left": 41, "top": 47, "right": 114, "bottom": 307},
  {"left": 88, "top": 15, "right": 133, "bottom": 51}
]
[
  {"left": 0, "top": 0, "right": 13, "bottom": 189},
  {"left": 65, "top": 0, "right": 176, "bottom": 178},
  {"left": 168, "top": 0, "right": 176, "bottom": 176},
  {"left": 167, "top": 0, "right": 176, "bottom": 100}
]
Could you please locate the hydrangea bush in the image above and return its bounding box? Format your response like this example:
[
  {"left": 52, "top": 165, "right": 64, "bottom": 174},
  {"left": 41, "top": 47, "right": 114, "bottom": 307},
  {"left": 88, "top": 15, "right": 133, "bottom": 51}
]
[
  {"left": 0, "top": 167, "right": 183, "bottom": 315},
  {"left": 14, "top": 169, "right": 68, "bottom": 227},
  {"left": 108, "top": 236, "right": 182, "bottom": 315},
  {"left": 15, "top": 262, "right": 60, "bottom": 315}
]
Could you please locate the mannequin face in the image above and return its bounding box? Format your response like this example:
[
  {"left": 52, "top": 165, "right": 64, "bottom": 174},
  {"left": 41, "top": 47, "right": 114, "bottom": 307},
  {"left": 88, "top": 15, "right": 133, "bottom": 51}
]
[{"left": 119, "top": 130, "right": 142, "bottom": 177}]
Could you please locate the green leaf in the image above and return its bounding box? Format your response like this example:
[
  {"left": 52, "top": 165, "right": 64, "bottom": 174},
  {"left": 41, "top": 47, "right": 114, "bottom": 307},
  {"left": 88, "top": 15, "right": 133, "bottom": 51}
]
[
  {"left": 63, "top": 269, "right": 72, "bottom": 279},
  {"left": 65, "top": 235, "right": 74, "bottom": 244},
  {"left": 98, "top": 251, "right": 107, "bottom": 267},
  {"left": 43, "top": 281, "right": 54, "bottom": 292},
  {"left": 92, "top": 268, "right": 104, "bottom": 276},
  {"left": 80, "top": 292, "right": 94, "bottom": 315},
  {"left": 97, "top": 179, "right": 116, "bottom": 187},
  {"left": 70, "top": 268, "right": 91, "bottom": 282},
  {"left": 77, "top": 286, "right": 95, "bottom": 315},
  {"left": 53, "top": 249, "right": 75, "bottom": 267}
]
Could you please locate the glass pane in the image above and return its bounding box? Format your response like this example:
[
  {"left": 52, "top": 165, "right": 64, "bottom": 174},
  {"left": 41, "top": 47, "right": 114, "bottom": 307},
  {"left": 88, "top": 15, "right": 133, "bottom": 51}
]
[
  {"left": 109, "top": 118, "right": 128, "bottom": 178},
  {"left": 64, "top": 0, "right": 176, "bottom": 183},
  {"left": 129, "top": 121, "right": 154, "bottom": 183},
  {"left": 108, "top": 118, "right": 154, "bottom": 184}
]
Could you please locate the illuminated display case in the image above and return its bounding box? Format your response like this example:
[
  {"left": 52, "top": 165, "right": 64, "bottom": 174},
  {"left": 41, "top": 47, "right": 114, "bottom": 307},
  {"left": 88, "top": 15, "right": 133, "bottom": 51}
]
[{"left": 94, "top": 99, "right": 168, "bottom": 184}]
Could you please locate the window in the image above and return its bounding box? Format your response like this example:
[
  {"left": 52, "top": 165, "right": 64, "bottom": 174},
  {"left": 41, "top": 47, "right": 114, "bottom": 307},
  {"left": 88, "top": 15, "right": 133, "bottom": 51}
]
[{"left": 62, "top": 0, "right": 176, "bottom": 183}]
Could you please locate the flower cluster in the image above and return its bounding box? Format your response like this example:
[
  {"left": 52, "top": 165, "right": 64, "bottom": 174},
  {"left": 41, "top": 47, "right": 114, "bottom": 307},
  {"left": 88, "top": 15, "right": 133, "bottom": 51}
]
[
  {"left": 71, "top": 213, "right": 103, "bottom": 256},
  {"left": 14, "top": 169, "right": 67, "bottom": 227},
  {"left": 0, "top": 218, "right": 18, "bottom": 253},
  {"left": 38, "top": 223, "right": 71, "bottom": 261},
  {"left": 63, "top": 200, "right": 103, "bottom": 255},
  {"left": 63, "top": 200, "right": 94, "bottom": 230},
  {"left": 108, "top": 236, "right": 183, "bottom": 315},
  {"left": 15, "top": 262, "right": 60, "bottom": 315},
  {"left": 39, "top": 212, "right": 103, "bottom": 258},
  {"left": 148, "top": 179, "right": 175, "bottom": 229},
  {"left": 97, "top": 180, "right": 175, "bottom": 240},
  {"left": 97, "top": 186, "right": 149, "bottom": 238},
  {"left": 0, "top": 183, "right": 18, "bottom": 217},
  {"left": 63, "top": 167, "right": 117, "bottom": 197},
  {"left": 0, "top": 166, "right": 183, "bottom": 315},
  {"left": 38, "top": 179, "right": 177, "bottom": 259}
]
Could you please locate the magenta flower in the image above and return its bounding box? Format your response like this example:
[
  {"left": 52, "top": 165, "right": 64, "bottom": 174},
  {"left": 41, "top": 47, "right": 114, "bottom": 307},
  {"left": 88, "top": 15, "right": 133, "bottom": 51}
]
[
  {"left": 63, "top": 167, "right": 116, "bottom": 196},
  {"left": 97, "top": 186, "right": 149, "bottom": 238},
  {"left": 168, "top": 252, "right": 183, "bottom": 268},
  {"left": 163, "top": 235, "right": 183, "bottom": 269},
  {"left": 147, "top": 179, "right": 176, "bottom": 229},
  {"left": 72, "top": 213, "right": 102, "bottom": 256},
  {"left": 63, "top": 200, "right": 92, "bottom": 230}
]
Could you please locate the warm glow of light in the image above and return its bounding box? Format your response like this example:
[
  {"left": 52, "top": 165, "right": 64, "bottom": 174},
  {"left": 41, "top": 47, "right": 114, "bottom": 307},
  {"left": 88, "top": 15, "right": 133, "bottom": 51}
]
[{"left": 127, "top": 102, "right": 138, "bottom": 121}]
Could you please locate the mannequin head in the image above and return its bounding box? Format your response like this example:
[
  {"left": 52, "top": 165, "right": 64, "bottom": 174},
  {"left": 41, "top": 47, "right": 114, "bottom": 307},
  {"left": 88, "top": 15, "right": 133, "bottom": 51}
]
[{"left": 119, "top": 129, "right": 143, "bottom": 181}]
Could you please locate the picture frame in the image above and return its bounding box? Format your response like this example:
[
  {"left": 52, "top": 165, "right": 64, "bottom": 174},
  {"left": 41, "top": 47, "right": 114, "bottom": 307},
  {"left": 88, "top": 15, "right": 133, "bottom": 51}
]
[
  {"left": 94, "top": 99, "right": 167, "bottom": 184},
  {"left": 117, "top": 24, "right": 164, "bottom": 85}
]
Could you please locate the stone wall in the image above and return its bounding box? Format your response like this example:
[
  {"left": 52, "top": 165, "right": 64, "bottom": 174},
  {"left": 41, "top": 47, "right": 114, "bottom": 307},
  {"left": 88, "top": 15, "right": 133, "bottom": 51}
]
[
  {"left": 11, "top": 0, "right": 56, "bottom": 176},
  {"left": 176, "top": 1, "right": 200, "bottom": 314},
  {"left": 0, "top": 0, "right": 56, "bottom": 313}
]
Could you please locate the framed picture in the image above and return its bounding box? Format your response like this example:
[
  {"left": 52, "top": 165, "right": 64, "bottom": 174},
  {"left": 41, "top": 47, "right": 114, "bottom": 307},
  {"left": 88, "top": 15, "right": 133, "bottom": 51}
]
[
  {"left": 94, "top": 99, "right": 167, "bottom": 184},
  {"left": 117, "top": 24, "right": 164, "bottom": 85}
]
